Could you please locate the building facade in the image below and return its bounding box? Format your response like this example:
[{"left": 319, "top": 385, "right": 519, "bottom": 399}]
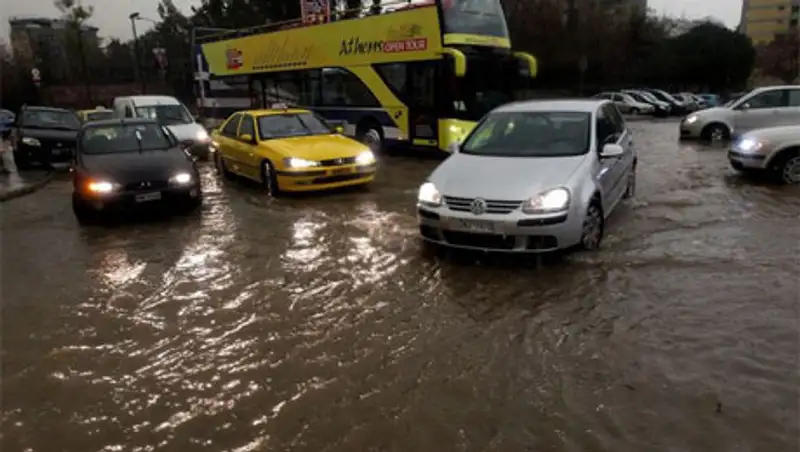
[
  {"left": 8, "top": 16, "right": 100, "bottom": 82},
  {"left": 740, "top": 0, "right": 800, "bottom": 44}
]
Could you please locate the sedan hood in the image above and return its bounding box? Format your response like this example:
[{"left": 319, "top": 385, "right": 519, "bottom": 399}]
[
  {"left": 740, "top": 125, "right": 800, "bottom": 141},
  {"left": 81, "top": 149, "right": 193, "bottom": 183},
  {"left": 430, "top": 153, "right": 585, "bottom": 200},
  {"left": 263, "top": 134, "right": 369, "bottom": 160},
  {"left": 167, "top": 122, "right": 206, "bottom": 142},
  {"left": 691, "top": 106, "right": 733, "bottom": 118},
  {"left": 20, "top": 127, "right": 79, "bottom": 141}
]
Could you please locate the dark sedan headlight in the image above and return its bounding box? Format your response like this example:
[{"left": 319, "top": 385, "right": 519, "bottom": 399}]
[
  {"left": 169, "top": 172, "right": 194, "bottom": 186},
  {"left": 21, "top": 137, "right": 41, "bottom": 147}
]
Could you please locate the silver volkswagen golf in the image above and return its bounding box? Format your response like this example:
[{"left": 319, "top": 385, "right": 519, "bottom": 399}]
[{"left": 417, "top": 99, "right": 637, "bottom": 253}]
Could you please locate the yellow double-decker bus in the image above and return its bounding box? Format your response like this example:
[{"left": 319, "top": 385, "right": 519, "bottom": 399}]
[{"left": 196, "top": 0, "right": 537, "bottom": 153}]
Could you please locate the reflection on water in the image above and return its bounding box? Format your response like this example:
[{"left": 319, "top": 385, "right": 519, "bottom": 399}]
[{"left": 1, "top": 122, "right": 799, "bottom": 451}]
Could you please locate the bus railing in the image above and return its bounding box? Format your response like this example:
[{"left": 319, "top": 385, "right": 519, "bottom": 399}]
[{"left": 196, "top": 0, "right": 436, "bottom": 44}]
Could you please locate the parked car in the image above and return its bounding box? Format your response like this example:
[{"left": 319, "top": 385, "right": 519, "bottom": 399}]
[
  {"left": 11, "top": 105, "right": 81, "bottom": 169},
  {"left": 71, "top": 118, "right": 202, "bottom": 224},
  {"left": 77, "top": 107, "right": 114, "bottom": 123},
  {"left": 211, "top": 108, "right": 377, "bottom": 194},
  {"left": 112, "top": 95, "right": 212, "bottom": 160},
  {"left": 622, "top": 90, "right": 671, "bottom": 117},
  {"left": 680, "top": 85, "right": 800, "bottom": 142},
  {"left": 729, "top": 125, "right": 800, "bottom": 184},
  {"left": 416, "top": 99, "right": 637, "bottom": 253},
  {"left": 0, "top": 109, "right": 15, "bottom": 134},
  {"left": 698, "top": 93, "right": 722, "bottom": 107},
  {"left": 673, "top": 93, "right": 703, "bottom": 111},
  {"left": 643, "top": 89, "right": 688, "bottom": 115},
  {"left": 593, "top": 92, "right": 655, "bottom": 115}
]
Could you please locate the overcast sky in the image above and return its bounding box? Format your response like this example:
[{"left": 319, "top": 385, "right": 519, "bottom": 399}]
[{"left": 1, "top": 0, "right": 741, "bottom": 42}]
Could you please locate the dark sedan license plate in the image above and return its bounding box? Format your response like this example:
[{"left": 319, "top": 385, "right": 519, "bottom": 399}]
[
  {"left": 51, "top": 148, "right": 71, "bottom": 156},
  {"left": 330, "top": 167, "right": 352, "bottom": 176},
  {"left": 452, "top": 219, "right": 497, "bottom": 233},
  {"left": 135, "top": 191, "right": 162, "bottom": 203}
]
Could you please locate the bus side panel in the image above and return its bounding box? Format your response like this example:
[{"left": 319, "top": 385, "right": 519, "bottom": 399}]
[{"left": 348, "top": 66, "right": 409, "bottom": 145}]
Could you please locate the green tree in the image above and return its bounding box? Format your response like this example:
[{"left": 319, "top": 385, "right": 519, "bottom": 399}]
[
  {"left": 756, "top": 33, "right": 799, "bottom": 83},
  {"left": 54, "top": 0, "right": 95, "bottom": 103}
]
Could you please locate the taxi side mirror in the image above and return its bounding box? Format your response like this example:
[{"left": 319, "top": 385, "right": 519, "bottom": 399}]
[
  {"left": 334, "top": 126, "right": 344, "bottom": 134},
  {"left": 239, "top": 133, "right": 254, "bottom": 143}
]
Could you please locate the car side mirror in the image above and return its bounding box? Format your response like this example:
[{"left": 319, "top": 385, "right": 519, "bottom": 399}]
[
  {"left": 334, "top": 126, "right": 344, "bottom": 134},
  {"left": 239, "top": 133, "right": 254, "bottom": 143},
  {"left": 600, "top": 143, "right": 624, "bottom": 158}
]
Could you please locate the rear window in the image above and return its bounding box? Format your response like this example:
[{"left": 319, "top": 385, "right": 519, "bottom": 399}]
[{"left": 81, "top": 123, "right": 171, "bottom": 154}]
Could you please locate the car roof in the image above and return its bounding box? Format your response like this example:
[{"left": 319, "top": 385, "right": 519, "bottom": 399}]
[
  {"left": 240, "top": 108, "right": 311, "bottom": 116},
  {"left": 22, "top": 105, "right": 73, "bottom": 113},
  {"left": 126, "top": 95, "right": 181, "bottom": 106},
  {"left": 81, "top": 118, "right": 158, "bottom": 128},
  {"left": 495, "top": 99, "right": 606, "bottom": 114}
]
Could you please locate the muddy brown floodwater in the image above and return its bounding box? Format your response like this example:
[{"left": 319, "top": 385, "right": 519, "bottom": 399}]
[{"left": 1, "top": 120, "right": 798, "bottom": 452}]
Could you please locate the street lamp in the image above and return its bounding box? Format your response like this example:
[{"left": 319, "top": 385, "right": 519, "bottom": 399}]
[{"left": 129, "top": 12, "right": 160, "bottom": 93}]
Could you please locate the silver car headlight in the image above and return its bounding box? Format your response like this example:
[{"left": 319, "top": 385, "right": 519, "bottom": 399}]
[
  {"left": 169, "top": 172, "right": 193, "bottom": 185},
  {"left": 22, "top": 136, "right": 41, "bottom": 146},
  {"left": 522, "top": 188, "right": 570, "bottom": 214},
  {"left": 284, "top": 157, "right": 319, "bottom": 168},
  {"left": 196, "top": 129, "right": 210, "bottom": 142},
  {"left": 735, "top": 137, "right": 764, "bottom": 153},
  {"left": 684, "top": 115, "right": 698, "bottom": 124},
  {"left": 418, "top": 182, "right": 442, "bottom": 207}
]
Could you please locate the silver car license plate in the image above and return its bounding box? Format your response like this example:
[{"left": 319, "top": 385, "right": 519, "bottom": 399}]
[
  {"left": 135, "top": 192, "right": 162, "bottom": 203},
  {"left": 452, "top": 219, "right": 497, "bottom": 233}
]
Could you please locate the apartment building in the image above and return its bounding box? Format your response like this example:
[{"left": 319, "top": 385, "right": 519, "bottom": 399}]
[{"left": 740, "top": 0, "right": 800, "bottom": 44}]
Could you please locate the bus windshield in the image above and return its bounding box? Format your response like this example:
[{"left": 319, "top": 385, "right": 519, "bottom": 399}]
[
  {"left": 441, "top": 0, "right": 509, "bottom": 38},
  {"left": 446, "top": 56, "right": 518, "bottom": 121}
]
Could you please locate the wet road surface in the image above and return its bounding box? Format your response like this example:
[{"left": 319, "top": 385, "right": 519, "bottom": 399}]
[{"left": 2, "top": 120, "right": 799, "bottom": 452}]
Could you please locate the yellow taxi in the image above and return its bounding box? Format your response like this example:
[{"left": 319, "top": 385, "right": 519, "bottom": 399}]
[
  {"left": 77, "top": 107, "right": 114, "bottom": 123},
  {"left": 210, "top": 108, "right": 377, "bottom": 194}
]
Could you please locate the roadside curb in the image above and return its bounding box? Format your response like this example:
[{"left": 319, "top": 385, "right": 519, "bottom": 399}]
[{"left": 0, "top": 172, "right": 55, "bottom": 203}]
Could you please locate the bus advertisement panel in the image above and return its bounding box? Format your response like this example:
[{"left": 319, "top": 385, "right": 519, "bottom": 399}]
[{"left": 200, "top": 7, "right": 443, "bottom": 77}]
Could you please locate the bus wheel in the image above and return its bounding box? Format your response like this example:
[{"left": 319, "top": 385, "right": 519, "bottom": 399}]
[{"left": 358, "top": 125, "right": 383, "bottom": 153}]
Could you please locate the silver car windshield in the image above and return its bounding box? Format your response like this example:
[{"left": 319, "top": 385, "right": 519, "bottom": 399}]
[{"left": 461, "top": 111, "right": 591, "bottom": 157}]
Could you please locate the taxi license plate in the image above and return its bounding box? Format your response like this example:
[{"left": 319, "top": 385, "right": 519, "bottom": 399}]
[
  {"left": 135, "top": 192, "right": 162, "bottom": 203},
  {"left": 452, "top": 219, "right": 497, "bottom": 233},
  {"left": 330, "top": 168, "right": 352, "bottom": 176}
]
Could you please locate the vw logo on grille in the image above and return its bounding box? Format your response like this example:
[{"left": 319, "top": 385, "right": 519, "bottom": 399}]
[{"left": 470, "top": 198, "right": 487, "bottom": 215}]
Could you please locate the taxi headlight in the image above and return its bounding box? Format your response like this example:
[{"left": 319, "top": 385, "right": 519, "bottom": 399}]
[
  {"left": 522, "top": 188, "right": 570, "bottom": 214},
  {"left": 285, "top": 157, "right": 319, "bottom": 168},
  {"left": 22, "top": 136, "right": 41, "bottom": 146},
  {"left": 196, "top": 129, "right": 210, "bottom": 142},
  {"left": 418, "top": 182, "right": 441, "bottom": 206},
  {"left": 355, "top": 151, "right": 375, "bottom": 165},
  {"left": 170, "top": 172, "right": 193, "bottom": 185},
  {"left": 684, "top": 115, "right": 698, "bottom": 124}
]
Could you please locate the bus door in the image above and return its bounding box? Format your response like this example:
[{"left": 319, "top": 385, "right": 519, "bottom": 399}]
[{"left": 407, "top": 61, "right": 439, "bottom": 147}]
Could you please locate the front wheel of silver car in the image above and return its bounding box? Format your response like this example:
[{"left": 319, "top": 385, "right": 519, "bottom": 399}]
[
  {"left": 774, "top": 150, "right": 800, "bottom": 185},
  {"left": 702, "top": 123, "right": 729, "bottom": 143},
  {"left": 623, "top": 168, "right": 636, "bottom": 199},
  {"left": 580, "top": 202, "right": 604, "bottom": 251}
]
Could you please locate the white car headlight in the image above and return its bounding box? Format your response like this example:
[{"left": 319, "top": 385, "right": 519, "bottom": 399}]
[
  {"left": 285, "top": 157, "right": 319, "bottom": 168},
  {"left": 418, "top": 182, "right": 442, "bottom": 206},
  {"left": 684, "top": 115, "right": 698, "bottom": 124},
  {"left": 736, "top": 137, "right": 763, "bottom": 152},
  {"left": 522, "top": 188, "right": 570, "bottom": 214},
  {"left": 196, "top": 129, "right": 209, "bottom": 142},
  {"left": 170, "top": 172, "right": 193, "bottom": 185},
  {"left": 86, "top": 180, "right": 118, "bottom": 194},
  {"left": 22, "top": 136, "right": 41, "bottom": 146},
  {"left": 355, "top": 151, "right": 375, "bottom": 165}
]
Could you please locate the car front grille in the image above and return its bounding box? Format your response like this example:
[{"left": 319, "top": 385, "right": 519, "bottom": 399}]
[
  {"left": 442, "top": 230, "right": 516, "bottom": 250},
  {"left": 319, "top": 156, "right": 356, "bottom": 167},
  {"left": 123, "top": 180, "right": 169, "bottom": 192},
  {"left": 444, "top": 196, "right": 522, "bottom": 214}
]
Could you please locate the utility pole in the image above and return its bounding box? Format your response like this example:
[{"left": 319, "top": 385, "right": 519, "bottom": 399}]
[{"left": 129, "top": 12, "right": 145, "bottom": 94}]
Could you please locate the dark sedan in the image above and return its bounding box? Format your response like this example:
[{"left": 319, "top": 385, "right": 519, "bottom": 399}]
[
  {"left": 71, "top": 119, "right": 202, "bottom": 224},
  {"left": 12, "top": 106, "right": 81, "bottom": 168}
]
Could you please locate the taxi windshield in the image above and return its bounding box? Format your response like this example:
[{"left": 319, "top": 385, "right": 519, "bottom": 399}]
[
  {"left": 81, "top": 123, "right": 172, "bottom": 154},
  {"left": 257, "top": 113, "right": 331, "bottom": 140},
  {"left": 86, "top": 111, "right": 114, "bottom": 121}
]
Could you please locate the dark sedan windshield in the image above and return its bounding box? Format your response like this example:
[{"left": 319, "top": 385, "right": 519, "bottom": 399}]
[
  {"left": 257, "top": 113, "right": 331, "bottom": 140},
  {"left": 81, "top": 123, "right": 172, "bottom": 154},
  {"left": 21, "top": 109, "right": 80, "bottom": 130},
  {"left": 461, "top": 111, "right": 591, "bottom": 157}
]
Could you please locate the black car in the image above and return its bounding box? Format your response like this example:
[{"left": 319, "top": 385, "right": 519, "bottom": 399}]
[
  {"left": 642, "top": 89, "right": 687, "bottom": 115},
  {"left": 12, "top": 105, "right": 81, "bottom": 168},
  {"left": 71, "top": 118, "right": 202, "bottom": 223}
]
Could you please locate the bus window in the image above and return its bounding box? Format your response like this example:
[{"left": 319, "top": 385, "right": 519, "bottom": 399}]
[
  {"left": 275, "top": 76, "right": 302, "bottom": 105},
  {"left": 321, "top": 68, "right": 380, "bottom": 107},
  {"left": 441, "top": 0, "right": 509, "bottom": 38},
  {"left": 375, "top": 63, "right": 408, "bottom": 100}
]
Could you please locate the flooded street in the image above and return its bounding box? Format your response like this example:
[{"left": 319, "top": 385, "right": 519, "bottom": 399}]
[{"left": 2, "top": 120, "right": 798, "bottom": 451}]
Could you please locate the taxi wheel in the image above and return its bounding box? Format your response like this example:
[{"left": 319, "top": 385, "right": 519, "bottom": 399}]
[
  {"left": 215, "top": 152, "right": 234, "bottom": 180},
  {"left": 261, "top": 160, "right": 282, "bottom": 196}
]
